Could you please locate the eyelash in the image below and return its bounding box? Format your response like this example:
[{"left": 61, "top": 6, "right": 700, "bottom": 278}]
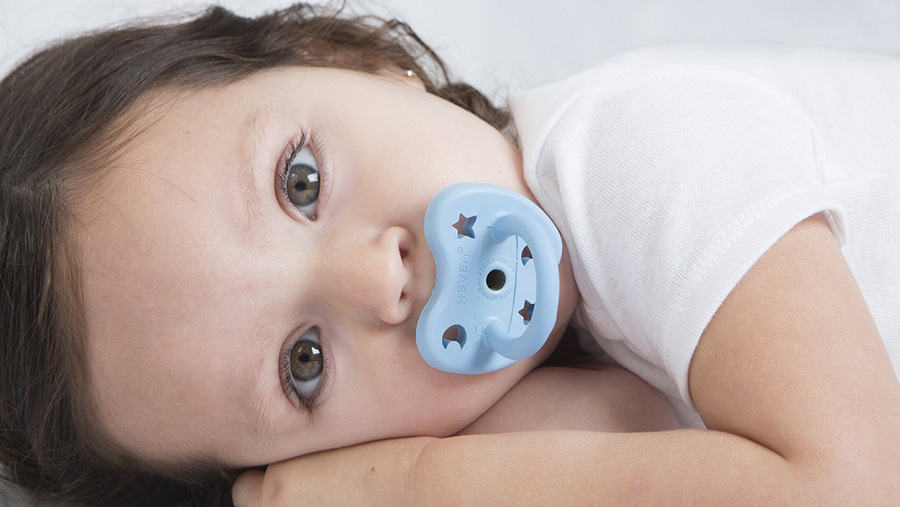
[
  {"left": 276, "top": 128, "right": 332, "bottom": 417},
  {"left": 277, "top": 126, "right": 330, "bottom": 220},
  {"left": 280, "top": 327, "right": 332, "bottom": 418}
]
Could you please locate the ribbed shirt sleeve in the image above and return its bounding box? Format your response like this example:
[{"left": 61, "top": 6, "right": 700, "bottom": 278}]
[{"left": 525, "top": 64, "right": 849, "bottom": 412}]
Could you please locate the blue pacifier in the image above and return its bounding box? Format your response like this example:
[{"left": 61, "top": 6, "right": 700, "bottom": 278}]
[{"left": 415, "top": 182, "right": 563, "bottom": 374}]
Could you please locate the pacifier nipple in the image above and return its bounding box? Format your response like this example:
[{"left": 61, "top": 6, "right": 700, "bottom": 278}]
[{"left": 415, "top": 183, "right": 562, "bottom": 374}]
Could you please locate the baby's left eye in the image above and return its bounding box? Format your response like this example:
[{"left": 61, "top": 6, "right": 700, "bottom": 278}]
[{"left": 282, "top": 143, "right": 320, "bottom": 218}]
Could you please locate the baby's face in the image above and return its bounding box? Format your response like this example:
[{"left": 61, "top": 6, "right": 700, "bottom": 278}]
[{"left": 75, "top": 66, "right": 579, "bottom": 468}]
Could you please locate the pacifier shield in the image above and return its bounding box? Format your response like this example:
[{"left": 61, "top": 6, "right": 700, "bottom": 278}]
[{"left": 415, "top": 183, "right": 562, "bottom": 374}]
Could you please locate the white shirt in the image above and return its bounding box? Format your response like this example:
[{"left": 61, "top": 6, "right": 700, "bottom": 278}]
[{"left": 508, "top": 43, "right": 900, "bottom": 428}]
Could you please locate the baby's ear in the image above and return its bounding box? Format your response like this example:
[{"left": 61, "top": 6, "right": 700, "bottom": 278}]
[{"left": 376, "top": 66, "right": 426, "bottom": 92}]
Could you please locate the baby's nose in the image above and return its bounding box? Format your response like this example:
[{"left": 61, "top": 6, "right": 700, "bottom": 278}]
[{"left": 328, "top": 226, "right": 414, "bottom": 325}]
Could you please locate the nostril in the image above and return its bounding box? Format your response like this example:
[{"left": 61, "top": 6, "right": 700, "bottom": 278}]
[{"left": 398, "top": 227, "right": 414, "bottom": 262}]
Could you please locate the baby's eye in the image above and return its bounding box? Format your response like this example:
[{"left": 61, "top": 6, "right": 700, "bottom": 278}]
[
  {"left": 278, "top": 128, "right": 329, "bottom": 221},
  {"left": 280, "top": 326, "right": 328, "bottom": 413},
  {"left": 288, "top": 335, "right": 323, "bottom": 403},
  {"left": 283, "top": 144, "right": 320, "bottom": 217}
]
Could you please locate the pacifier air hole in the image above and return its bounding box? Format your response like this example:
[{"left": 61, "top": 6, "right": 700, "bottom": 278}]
[
  {"left": 441, "top": 324, "right": 467, "bottom": 349},
  {"left": 486, "top": 269, "right": 506, "bottom": 291}
]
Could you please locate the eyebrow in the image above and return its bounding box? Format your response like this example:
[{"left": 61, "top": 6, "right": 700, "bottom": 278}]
[
  {"left": 239, "top": 315, "right": 277, "bottom": 444},
  {"left": 239, "top": 105, "right": 275, "bottom": 251},
  {"left": 235, "top": 104, "right": 279, "bottom": 443}
]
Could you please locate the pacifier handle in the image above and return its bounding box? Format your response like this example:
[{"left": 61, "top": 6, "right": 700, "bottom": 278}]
[{"left": 483, "top": 212, "right": 560, "bottom": 360}]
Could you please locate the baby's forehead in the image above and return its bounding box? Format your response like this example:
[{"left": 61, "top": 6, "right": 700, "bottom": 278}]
[
  {"left": 75, "top": 95, "right": 273, "bottom": 461},
  {"left": 120, "top": 66, "right": 398, "bottom": 142}
]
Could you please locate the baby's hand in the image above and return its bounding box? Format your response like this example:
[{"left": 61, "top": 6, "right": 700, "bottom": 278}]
[{"left": 455, "top": 362, "right": 679, "bottom": 436}]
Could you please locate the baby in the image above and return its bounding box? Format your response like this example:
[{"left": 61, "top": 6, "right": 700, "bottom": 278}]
[
  {"left": 0, "top": 2, "right": 678, "bottom": 506},
  {"left": 6, "top": 1, "right": 900, "bottom": 506}
]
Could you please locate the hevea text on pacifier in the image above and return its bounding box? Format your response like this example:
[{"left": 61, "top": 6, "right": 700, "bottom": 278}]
[{"left": 415, "top": 182, "right": 562, "bottom": 374}]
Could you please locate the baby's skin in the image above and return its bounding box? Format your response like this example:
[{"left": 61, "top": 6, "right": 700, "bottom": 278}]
[
  {"left": 455, "top": 362, "right": 679, "bottom": 436},
  {"left": 233, "top": 360, "right": 679, "bottom": 506},
  {"left": 455, "top": 325, "right": 678, "bottom": 436}
]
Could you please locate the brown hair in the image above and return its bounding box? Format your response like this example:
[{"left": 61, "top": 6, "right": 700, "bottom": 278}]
[{"left": 0, "top": 2, "right": 519, "bottom": 505}]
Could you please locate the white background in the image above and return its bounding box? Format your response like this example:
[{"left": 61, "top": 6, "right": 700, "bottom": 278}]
[{"left": 3, "top": 0, "right": 900, "bottom": 104}]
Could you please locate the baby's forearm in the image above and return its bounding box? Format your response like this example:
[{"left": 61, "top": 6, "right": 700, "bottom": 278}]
[
  {"left": 456, "top": 364, "right": 678, "bottom": 436},
  {"left": 411, "top": 429, "right": 826, "bottom": 507}
]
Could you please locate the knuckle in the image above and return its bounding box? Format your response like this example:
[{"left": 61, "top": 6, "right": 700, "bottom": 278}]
[{"left": 259, "top": 468, "right": 288, "bottom": 506}]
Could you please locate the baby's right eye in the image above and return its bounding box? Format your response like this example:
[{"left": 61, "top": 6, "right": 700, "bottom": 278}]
[
  {"left": 289, "top": 338, "right": 322, "bottom": 398},
  {"left": 280, "top": 326, "right": 328, "bottom": 413}
]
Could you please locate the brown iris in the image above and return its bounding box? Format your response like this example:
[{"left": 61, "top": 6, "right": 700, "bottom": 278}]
[
  {"left": 286, "top": 163, "right": 319, "bottom": 208},
  {"left": 290, "top": 340, "right": 323, "bottom": 381}
]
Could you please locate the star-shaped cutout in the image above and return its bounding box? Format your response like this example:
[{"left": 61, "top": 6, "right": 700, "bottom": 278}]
[
  {"left": 518, "top": 300, "right": 534, "bottom": 324},
  {"left": 453, "top": 213, "right": 477, "bottom": 239},
  {"left": 521, "top": 245, "right": 532, "bottom": 265}
]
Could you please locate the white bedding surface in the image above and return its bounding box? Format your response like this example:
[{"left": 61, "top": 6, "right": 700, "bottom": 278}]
[
  {"left": 2, "top": 0, "right": 900, "bottom": 103},
  {"left": 2, "top": 0, "right": 899, "bottom": 505}
]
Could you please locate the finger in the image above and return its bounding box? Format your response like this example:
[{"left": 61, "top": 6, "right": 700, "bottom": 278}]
[{"left": 232, "top": 469, "right": 265, "bottom": 507}]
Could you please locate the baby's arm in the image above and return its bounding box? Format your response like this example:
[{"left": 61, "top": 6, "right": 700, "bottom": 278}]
[
  {"left": 232, "top": 363, "right": 679, "bottom": 506},
  {"left": 455, "top": 363, "right": 679, "bottom": 436}
]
